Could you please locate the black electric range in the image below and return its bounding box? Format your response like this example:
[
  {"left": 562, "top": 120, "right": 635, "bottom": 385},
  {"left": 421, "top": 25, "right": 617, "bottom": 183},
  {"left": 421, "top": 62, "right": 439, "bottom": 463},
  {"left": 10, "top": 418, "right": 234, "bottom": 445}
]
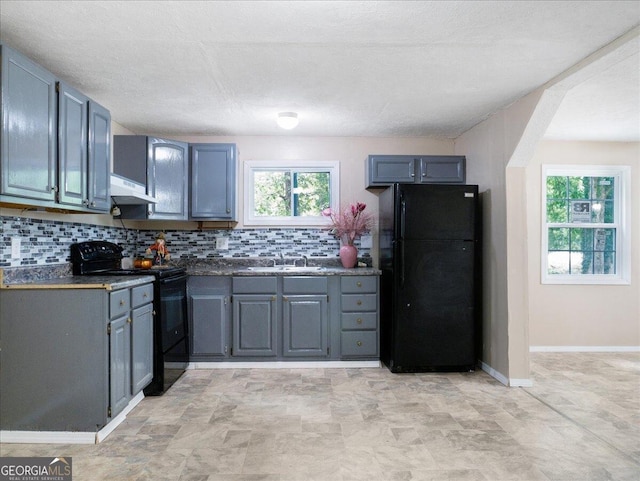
[{"left": 71, "top": 241, "right": 189, "bottom": 395}]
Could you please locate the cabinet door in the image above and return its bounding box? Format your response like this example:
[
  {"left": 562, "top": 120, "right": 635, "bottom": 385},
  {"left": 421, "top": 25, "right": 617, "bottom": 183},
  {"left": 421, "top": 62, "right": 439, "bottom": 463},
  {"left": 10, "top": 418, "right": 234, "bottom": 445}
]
[
  {"left": 131, "top": 303, "right": 153, "bottom": 394},
  {"left": 109, "top": 315, "right": 131, "bottom": 418},
  {"left": 366, "top": 155, "right": 416, "bottom": 186},
  {"left": 419, "top": 156, "right": 465, "bottom": 184},
  {"left": 282, "top": 295, "right": 328, "bottom": 357},
  {"left": 57, "top": 82, "right": 88, "bottom": 208},
  {"left": 148, "top": 137, "right": 188, "bottom": 220},
  {"left": 87, "top": 101, "right": 111, "bottom": 211},
  {"left": 1, "top": 45, "right": 57, "bottom": 201},
  {"left": 232, "top": 294, "right": 277, "bottom": 357},
  {"left": 190, "top": 143, "right": 236, "bottom": 220},
  {"left": 190, "top": 294, "right": 228, "bottom": 357}
]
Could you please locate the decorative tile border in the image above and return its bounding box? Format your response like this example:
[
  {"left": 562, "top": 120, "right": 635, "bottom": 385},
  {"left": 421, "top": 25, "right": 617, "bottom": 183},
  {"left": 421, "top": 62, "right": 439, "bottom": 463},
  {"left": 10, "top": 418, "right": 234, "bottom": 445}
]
[{"left": 1, "top": 216, "right": 371, "bottom": 268}]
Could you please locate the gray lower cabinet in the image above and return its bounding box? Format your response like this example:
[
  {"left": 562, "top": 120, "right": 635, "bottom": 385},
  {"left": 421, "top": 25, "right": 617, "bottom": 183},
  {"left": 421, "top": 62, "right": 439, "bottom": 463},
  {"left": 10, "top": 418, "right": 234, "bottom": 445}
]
[
  {"left": 188, "top": 276, "right": 232, "bottom": 359},
  {"left": 366, "top": 155, "right": 466, "bottom": 187},
  {"left": 340, "top": 276, "right": 379, "bottom": 358},
  {"left": 232, "top": 277, "right": 278, "bottom": 357},
  {"left": 282, "top": 277, "right": 329, "bottom": 357},
  {"left": 0, "top": 281, "right": 153, "bottom": 432},
  {"left": 108, "top": 283, "right": 154, "bottom": 418},
  {"left": 189, "top": 275, "right": 377, "bottom": 361}
]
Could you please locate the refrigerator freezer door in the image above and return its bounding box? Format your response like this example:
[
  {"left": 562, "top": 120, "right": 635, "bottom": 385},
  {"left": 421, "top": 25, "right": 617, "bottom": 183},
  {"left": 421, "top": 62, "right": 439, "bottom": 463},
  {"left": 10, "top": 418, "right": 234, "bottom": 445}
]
[
  {"left": 397, "top": 184, "right": 478, "bottom": 241},
  {"left": 391, "top": 239, "right": 475, "bottom": 371}
]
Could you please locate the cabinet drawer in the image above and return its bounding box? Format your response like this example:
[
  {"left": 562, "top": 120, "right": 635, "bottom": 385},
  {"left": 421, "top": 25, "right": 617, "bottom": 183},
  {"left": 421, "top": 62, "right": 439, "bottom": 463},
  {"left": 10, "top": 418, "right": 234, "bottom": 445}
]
[
  {"left": 283, "top": 276, "right": 327, "bottom": 294},
  {"left": 131, "top": 283, "right": 154, "bottom": 308},
  {"left": 341, "top": 312, "right": 377, "bottom": 330},
  {"left": 341, "top": 294, "right": 377, "bottom": 312},
  {"left": 341, "top": 276, "right": 377, "bottom": 293},
  {"left": 341, "top": 331, "right": 377, "bottom": 357},
  {"left": 233, "top": 276, "right": 277, "bottom": 294},
  {"left": 110, "top": 289, "right": 130, "bottom": 319}
]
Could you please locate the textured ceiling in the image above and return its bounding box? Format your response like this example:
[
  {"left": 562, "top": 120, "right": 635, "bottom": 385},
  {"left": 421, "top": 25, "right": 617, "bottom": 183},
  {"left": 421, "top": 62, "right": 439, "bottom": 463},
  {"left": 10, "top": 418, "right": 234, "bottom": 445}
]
[{"left": 1, "top": 1, "right": 638, "bottom": 140}]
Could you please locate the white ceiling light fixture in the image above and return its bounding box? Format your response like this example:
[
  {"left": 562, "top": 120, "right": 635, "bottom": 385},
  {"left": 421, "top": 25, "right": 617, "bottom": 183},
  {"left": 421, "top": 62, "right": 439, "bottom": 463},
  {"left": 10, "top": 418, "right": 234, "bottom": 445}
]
[{"left": 277, "top": 112, "right": 299, "bottom": 130}]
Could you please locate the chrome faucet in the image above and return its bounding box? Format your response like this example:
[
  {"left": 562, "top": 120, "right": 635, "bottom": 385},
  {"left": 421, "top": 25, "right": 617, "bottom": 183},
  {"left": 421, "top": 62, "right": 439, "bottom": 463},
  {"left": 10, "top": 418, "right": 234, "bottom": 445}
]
[{"left": 302, "top": 255, "right": 308, "bottom": 267}]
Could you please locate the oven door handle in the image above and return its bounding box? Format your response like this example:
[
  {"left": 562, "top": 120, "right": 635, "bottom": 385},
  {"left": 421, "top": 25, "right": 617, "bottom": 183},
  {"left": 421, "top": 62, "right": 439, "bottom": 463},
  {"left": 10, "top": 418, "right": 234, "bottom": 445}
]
[{"left": 159, "top": 274, "right": 188, "bottom": 285}]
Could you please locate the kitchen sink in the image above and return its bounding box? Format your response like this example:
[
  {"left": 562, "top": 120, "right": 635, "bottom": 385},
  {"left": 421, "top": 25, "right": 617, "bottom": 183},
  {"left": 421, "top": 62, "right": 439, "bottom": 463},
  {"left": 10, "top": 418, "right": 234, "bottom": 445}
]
[{"left": 245, "top": 266, "right": 325, "bottom": 272}]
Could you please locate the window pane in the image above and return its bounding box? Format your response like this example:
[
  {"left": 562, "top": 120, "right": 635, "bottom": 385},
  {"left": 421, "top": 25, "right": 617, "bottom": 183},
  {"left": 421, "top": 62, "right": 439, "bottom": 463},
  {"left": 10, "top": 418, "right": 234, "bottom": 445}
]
[
  {"left": 547, "top": 200, "right": 568, "bottom": 222},
  {"left": 569, "top": 228, "right": 592, "bottom": 251},
  {"left": 568, "top": 176, "right": 590, "bottom": 199},
  {"left": 546, "top": 176, "right": 567, "bottom": 199},
  {"left": 547, "top": 251, "right": 570, "bottom": 275},
  {"left": 293, "top": 172, "right": 330, "bottom": 217},
  {"left": 548, "top": 228, "right": 569, "bottom": 250},
  {"left": 254, "top": 171, "right": 291, "bottom": 216},
  {"left": 591, "top": 177, "right": 614, "bottom": 200}
]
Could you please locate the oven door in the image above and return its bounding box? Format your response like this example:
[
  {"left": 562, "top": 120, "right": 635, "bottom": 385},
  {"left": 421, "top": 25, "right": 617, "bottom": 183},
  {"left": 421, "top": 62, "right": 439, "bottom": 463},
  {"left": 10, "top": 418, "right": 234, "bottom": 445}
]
[{"left": 160, "top": 274, "right": 188, "bottom": 353}]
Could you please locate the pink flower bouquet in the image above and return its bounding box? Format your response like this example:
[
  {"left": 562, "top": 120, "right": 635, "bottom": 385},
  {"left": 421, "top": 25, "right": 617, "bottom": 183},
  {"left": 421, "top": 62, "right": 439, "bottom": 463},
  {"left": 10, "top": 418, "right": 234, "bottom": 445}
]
[{"left": 322, "top": 202, "right": 375, "bottom": 245}]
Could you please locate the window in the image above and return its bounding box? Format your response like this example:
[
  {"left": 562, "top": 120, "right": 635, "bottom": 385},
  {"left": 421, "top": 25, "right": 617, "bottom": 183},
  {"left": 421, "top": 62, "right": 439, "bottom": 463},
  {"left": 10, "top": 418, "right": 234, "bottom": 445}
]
[
  {"left": 542, "top": 165, "right": 630, "bottom": 284},
  {"left": 244, "top": 160, "right": 339, "bottom": 226}
]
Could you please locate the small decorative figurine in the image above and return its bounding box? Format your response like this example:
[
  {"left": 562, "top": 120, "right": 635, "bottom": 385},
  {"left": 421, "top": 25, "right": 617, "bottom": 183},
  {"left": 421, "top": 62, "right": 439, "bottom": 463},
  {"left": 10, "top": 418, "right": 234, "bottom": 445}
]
[{"left": 146, "top": 232, "right": 170, "bottom": 265}]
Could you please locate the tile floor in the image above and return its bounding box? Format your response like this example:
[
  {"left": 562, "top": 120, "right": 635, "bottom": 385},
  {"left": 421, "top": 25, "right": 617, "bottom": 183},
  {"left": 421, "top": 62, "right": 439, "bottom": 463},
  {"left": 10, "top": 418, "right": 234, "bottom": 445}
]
[{"left": 1, "top": 352, "right": 638, "bottom": 480}]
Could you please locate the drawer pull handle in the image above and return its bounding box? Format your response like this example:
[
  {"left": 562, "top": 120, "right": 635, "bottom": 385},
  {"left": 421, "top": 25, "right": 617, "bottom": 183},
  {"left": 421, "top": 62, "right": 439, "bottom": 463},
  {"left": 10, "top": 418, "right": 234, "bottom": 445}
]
[
  {"left": 357, "top": 318, "right": 363, "bottom": 324},
  {"left": 271, "top": 296, "right": 276, "bottom": 301},
  {"left": 357, "top": 300, "right": 362, "bottom": 306},
  {"left": 143, "top": 293, "right": 148, "bottom": 298},
  {"left": 356, "top": 282, "right": 362, "bottom": 287},
  {"left": 119, "top": 300, "right": 125, "bottom": 306},
  {"left": 127, "top": 317, "right": 132, "bottom": 324},
  {"left": 356, "top": 341, "right": 362, "bottom": 347}
]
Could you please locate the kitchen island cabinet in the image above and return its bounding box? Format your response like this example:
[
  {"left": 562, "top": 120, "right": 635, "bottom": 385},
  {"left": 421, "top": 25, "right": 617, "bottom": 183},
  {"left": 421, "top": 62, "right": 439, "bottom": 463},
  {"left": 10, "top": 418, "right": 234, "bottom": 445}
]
[{"left": 0, "top": 276, "right": 153, "bottom": 442}]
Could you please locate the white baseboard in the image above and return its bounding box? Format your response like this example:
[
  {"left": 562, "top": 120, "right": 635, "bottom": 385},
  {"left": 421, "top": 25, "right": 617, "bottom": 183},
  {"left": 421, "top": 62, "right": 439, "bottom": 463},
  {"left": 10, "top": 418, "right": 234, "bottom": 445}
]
[
  {"left": 189, "top": 360, "right": 381, "bottom": 369},
  {"left": 530, "top": 346, "right": 640, "bottom": 352},
  {"left": 480, "top": 361, "right": 508, "bottom": 386},
  {"left": 0, "top": 390, "right": 145, "bottom": 445},
  {"left": 480, "top": 361, "right": 533, "bottom": 387}
]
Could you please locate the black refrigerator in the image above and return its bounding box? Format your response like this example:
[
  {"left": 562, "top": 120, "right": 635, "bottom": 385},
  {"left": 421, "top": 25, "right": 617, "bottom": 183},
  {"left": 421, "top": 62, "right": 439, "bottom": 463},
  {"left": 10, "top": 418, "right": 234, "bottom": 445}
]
[{"left": 379, "top": 183, "right": 481, "bottom": 373}]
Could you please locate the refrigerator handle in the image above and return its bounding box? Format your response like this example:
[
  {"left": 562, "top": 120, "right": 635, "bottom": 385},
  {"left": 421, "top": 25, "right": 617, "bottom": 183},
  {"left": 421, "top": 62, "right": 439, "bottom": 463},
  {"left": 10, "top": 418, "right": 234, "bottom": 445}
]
[
  {"left": 400, "top": 194, "right": 406, "bottom": 240},
  {"left": 399, "top": 239, "right": 405, "bottom": 289}
]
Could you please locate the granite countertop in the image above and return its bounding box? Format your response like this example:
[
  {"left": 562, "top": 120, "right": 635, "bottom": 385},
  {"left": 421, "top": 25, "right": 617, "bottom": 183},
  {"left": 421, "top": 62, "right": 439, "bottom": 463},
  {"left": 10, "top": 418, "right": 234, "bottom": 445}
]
[
  {"left": 187, "top": 265, "right": 381, "bottom": 276},
  {"left": 0, "top": 272, "right": 155, "bottom": 291}
]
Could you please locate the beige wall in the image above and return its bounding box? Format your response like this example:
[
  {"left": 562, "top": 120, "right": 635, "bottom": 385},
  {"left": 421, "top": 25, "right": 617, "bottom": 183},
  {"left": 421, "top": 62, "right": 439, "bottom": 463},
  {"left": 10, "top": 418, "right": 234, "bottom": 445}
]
[{"left": 527, "top": 140, "right": 640, "bottom": 347}]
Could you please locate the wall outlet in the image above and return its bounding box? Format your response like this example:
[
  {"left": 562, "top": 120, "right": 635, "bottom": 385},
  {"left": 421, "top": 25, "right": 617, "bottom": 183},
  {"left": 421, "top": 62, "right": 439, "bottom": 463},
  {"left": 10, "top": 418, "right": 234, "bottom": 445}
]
[
  {"left": 359, "top": 234, "right": 373, "bottom": 249},
  {"left": 11, "top": 237, "right": 21, "bottom": 258},
  {"left": 216, "top": 237, "right": 229, "bottom": 250}
]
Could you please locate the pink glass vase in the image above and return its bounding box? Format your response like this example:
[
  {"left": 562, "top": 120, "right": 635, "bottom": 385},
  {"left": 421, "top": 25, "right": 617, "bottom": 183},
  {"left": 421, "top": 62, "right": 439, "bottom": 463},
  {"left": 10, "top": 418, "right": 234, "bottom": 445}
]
[{"left": 339, "top": 244, "right": 358, "bottom": 268}]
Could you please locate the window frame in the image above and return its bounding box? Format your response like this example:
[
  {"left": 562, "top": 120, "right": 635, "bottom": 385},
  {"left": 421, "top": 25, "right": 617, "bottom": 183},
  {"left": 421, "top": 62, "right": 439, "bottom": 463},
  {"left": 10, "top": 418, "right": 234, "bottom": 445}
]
[
  {"left": 244, "top": 160, "right": 340, "bottom": 226},
  {"left": 541, "top": 164, "right": 631, "bottom": 285}
]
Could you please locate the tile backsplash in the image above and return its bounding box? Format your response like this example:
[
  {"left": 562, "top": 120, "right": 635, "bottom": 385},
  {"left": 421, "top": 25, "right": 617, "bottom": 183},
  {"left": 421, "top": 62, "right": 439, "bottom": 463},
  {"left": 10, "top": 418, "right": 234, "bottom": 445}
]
[{"left": 1, "top": 216, "right": 370, "bottom": 268}]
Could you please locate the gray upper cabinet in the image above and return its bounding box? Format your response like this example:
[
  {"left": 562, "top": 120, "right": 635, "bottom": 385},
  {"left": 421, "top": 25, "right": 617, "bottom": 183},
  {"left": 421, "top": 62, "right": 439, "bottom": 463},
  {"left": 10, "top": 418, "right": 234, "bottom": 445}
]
[
  {"left": 87, "top": 100, "right": 111, "bottom": 211},
  {"left": 57, "top": 81, "right": 111, "bottom": 212},
  {"left": 57, "top": 82, "right": 88, "bottom": 207},
  {"left": 366, "top": 155, "right": 466, "bottom": 187},
  {"left": 114, "top": 136, "right": 189, "bottom": 220},
  {"left": 1, "top": 44, "right": 110, "bottom": 212},
  {"left": 1, "top": 44, "right": 57, "bottom": 202},
  {"left": 189, "top": 143, "right": 237, "bottom": 221}
]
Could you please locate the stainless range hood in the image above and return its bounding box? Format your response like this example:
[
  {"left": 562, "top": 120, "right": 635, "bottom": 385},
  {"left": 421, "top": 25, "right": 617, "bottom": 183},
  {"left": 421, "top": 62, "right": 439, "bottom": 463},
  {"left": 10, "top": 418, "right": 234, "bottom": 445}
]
[{"left": 110, "top": 174, "right": 156, "bottom": 204}]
